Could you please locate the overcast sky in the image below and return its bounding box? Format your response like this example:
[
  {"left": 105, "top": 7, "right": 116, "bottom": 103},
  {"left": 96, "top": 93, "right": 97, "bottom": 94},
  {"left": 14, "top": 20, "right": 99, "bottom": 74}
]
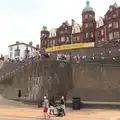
[{"left": 0, "top": 0, "right": 119, "bottom": 55}]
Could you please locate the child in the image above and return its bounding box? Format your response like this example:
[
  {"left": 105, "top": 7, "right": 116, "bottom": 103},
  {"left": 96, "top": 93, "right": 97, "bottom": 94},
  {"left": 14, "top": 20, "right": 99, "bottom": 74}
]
[{"left": 43, "top": 96, "right": 50, "bottom": 119}]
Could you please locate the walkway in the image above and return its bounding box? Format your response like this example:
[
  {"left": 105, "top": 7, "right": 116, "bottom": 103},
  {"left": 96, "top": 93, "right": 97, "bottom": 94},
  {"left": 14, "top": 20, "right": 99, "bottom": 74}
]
[{"left": 0, "top": 96, "right": 120, "bottom": 120}]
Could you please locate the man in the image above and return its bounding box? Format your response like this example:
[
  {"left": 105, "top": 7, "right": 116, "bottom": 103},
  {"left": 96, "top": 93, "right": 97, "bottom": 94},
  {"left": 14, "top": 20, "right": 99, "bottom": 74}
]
[
  {"left": 49, "top": 97, "right": 56, "bottom": 115},
  {"left": 60, "top": 96, "right": 66, "bottom": 116},
  {"left": 43, "top": 96, "right": 50, "bottom": 119}
]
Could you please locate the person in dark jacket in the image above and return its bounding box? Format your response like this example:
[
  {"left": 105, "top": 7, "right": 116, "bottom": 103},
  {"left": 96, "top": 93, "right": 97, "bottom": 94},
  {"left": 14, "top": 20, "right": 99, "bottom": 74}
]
[
  {"left": 49, "top": 97, "right": 56, "bottom": 115},
  {"left": 60, "top": 96, "right": 66, "bottom": 116}
]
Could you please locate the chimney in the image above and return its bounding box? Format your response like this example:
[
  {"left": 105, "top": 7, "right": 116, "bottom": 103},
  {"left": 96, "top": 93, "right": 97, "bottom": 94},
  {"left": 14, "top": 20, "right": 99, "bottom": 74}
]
[
  {"left": 36, "top": 44, "right": 39, "bottom": 48},
  {"left": 71, "top": 19, "right": 75, "bottom": 26},
  {"left": 29, "top": 41, "right": 33, "bottom": 46},
  {"left": 16, "top": 41, "right": 19, "bottom": 44}
]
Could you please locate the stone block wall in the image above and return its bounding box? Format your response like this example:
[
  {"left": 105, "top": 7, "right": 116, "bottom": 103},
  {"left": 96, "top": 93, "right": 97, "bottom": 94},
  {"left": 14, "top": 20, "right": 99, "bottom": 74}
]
[
  {"left": 3, "top": 60, "right": 73, "bottom": 101},
  {"left": 2, "top": 60, "right": 120, "bottom": 102},
  {"left": 67, "top": 63, "right": 120, "bottom": 102}
]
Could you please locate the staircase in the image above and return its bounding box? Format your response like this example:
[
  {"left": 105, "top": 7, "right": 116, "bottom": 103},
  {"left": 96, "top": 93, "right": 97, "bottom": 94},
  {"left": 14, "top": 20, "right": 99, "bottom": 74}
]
[
  {"left": 0, "top": 62, "right": 25, "bottom": 82},
  {"left": 0, "top": 61, "right": 32, "bottom": 97},
  {"left": 0, "top": 60, "right": 4, "bottom": 70}
]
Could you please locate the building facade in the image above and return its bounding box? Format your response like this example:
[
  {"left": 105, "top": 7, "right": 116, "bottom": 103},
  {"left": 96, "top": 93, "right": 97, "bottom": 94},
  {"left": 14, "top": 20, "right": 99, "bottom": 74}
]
[
  {"left": 8, "top": 41, "right": 37, "bottom": 61},
  {"left": 40, "top": 1, "right": 120, "bottom": 48}
]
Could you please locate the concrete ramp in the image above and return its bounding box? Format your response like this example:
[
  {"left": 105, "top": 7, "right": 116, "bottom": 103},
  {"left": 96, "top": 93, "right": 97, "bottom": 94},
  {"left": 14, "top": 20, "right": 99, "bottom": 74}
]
[
  {"left": 0, "top": 95, "right": 35, "bottom": 108},
  {"left": 0, "top": 60, "right": 4, "bottom": 70}
]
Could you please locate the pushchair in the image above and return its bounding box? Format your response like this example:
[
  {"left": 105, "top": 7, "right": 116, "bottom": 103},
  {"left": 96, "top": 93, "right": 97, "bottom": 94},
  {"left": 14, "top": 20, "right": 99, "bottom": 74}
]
[{"left": 55, "top": 105, "right": 65, "bottom": 117}]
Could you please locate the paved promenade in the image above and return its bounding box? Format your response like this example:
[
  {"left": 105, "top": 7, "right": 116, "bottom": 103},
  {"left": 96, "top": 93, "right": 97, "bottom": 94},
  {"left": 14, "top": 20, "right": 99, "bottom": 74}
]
[{"left": 0, "top": 96, "right": 120, "bottom": 120}]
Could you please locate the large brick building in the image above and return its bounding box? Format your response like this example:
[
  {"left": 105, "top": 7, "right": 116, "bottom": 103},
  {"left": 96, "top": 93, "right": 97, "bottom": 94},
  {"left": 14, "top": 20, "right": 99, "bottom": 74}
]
[{"left": 40, "top": 1, "right": 120, "bottom": 48}]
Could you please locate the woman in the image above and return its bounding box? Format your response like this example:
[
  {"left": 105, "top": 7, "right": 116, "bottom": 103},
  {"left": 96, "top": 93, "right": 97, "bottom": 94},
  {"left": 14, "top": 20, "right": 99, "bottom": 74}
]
[
  {"left": 60, "top": 96, "right": 66, "bottom": 116},
  {"left": 43, "top": 96, "right": 50, "bottom": 119},
  {"left": 49, "top": 97, "right": 56, "bottom": 115}
]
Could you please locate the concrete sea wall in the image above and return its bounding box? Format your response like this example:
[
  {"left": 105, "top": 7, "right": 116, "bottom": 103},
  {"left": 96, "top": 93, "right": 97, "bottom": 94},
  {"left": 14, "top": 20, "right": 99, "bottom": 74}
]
[{"left": 2, "top": 60, "right": 120, "bottom": 102}]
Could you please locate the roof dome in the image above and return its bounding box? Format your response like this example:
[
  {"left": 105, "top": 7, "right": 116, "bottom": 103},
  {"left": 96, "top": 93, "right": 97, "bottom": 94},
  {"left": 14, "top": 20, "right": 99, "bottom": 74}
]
[
  {"left": 82, "top": 0, "right": 94, "bottom": 13},
  {"left": 42, "top": 25, "right": 47, "bottom": 30}
]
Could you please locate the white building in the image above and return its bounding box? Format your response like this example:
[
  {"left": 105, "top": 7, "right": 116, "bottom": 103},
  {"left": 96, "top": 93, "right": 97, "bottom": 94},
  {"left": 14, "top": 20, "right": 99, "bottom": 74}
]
[{"left": 8, "top": 41, "right": 38, "bottom": 61}]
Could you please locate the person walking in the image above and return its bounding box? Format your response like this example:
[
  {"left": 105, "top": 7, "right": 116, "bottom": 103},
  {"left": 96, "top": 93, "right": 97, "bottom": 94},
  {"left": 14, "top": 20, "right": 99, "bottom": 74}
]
[
  {"left": 49, "top": 97, "right": 56, "bottom": 115},
  {"left": 43, "top": 96, "right": 50, "bottom": 119},
  {"left": 60, "top": 96, "right": 66, "bottom": 116}
]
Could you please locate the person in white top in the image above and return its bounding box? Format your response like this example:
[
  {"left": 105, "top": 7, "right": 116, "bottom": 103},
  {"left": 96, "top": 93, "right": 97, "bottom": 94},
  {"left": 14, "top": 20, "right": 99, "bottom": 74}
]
[{"left": 43, "top": 96, "right": 50, "bottom": 119}]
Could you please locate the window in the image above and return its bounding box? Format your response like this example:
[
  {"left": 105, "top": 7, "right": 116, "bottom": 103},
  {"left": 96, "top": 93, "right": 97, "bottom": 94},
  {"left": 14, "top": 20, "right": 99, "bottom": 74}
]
[
  {"left": 101, "top": 30, "right": 104, "bottom": 35},
  {"left": 65, "top": 28, "right": 67, "bottom": 30},
  {"left": 110, "top": 7, "right": 112, "bottom": 11},
  {"left": 47, "top": 40, "right": 49, "bottom": 47},
  {"left": 10, "top": 52, "right": 12, "bottom": 58},
  {"left": 61, "top": 31, "right": 63, "bottom": 34},
  {"left": 17, "top": 45, "right": 19, "bottom": 49},
  {"left": 53, "top": 40, "right": 55, "bottom": 45},
  {"left": 61, "top": 37, "right": 65, "bottom": 42},
  {"left": 26, "top": 45, "right": 28, "bottom": 50},
  {"left": 44, "top": 40, "right": 46, "bottom": 45},
  {"left": 113, "top": 14, "right": 116, "bottom": 18},
  {"left": 77, "top": 36, "right": 79, "bottom": 40},
  {"left": 98, "top": 31, "right": 101, "bottom": 36},
  {"left": 42, "top": 34, "right": 44, "bottom": 37},
  {"left": 85, "top": 23, "right": 88, "bottom": 28},
  {"left": 15, "top": 50, "right": 20, "bottom": 56},
  {"left": 73, "top": 36, "right": 76, "bottom": 40},
  {"left": 85, "top": 14, "right": 88, "bottom": 19},
  {"left": 10, "top": 47, "right": 12, "bottom": 51},
  {"left": 108, "top": 23, "right": 112, "bottom": 28},
  {"left": 73, "top": 29, "right": 75, "bottom": 33},
  {"left": 89, "top": 14, "right": 93, "bottom": 19},
  {"left": 50, "top": 40, "right": 52, "bottom": 46},
  {"left": 113, "top": 22, "right": 118, "bottom": 28},
  {"left": 65, "top": 37, "right": 69, "bottom": 42},
  {"left": 109, "top": 33, "right": 113, "bottom": 40},
  {"left": 86, "top": 33, "right": 89, "bottom": 38},
  {"left": 91, "top": 32, "right": 93, "bottom": 38},
  {"left": 114, "top": 32, "right": 119, "bottom": 39},
  {"left": 90, "top": 23, "right": 93, "bottom": 28},
  {"left": 102, "top": 38, "right": 104, "bottom": 41}
]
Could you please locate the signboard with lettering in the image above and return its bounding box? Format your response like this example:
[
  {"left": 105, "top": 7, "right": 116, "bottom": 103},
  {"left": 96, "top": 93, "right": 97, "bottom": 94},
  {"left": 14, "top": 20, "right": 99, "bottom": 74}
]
[{"left": 46, "top": 42, "right": 95, "bottom": 52}]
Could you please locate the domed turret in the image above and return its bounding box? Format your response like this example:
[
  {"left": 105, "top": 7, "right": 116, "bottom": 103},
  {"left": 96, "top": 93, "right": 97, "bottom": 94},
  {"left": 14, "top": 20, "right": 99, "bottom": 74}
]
[
  {"left": 82, "top": 0, "right": 94, "bottom": 13},
  {"left": 42, "top": 25, "right": 47, "bottom": 31}
]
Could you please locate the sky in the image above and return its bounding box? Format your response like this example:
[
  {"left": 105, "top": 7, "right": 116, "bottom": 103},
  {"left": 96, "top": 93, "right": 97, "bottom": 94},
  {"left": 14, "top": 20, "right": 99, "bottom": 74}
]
[{"left": 0, "top": 0, "right": 120, "bottom": 55}]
